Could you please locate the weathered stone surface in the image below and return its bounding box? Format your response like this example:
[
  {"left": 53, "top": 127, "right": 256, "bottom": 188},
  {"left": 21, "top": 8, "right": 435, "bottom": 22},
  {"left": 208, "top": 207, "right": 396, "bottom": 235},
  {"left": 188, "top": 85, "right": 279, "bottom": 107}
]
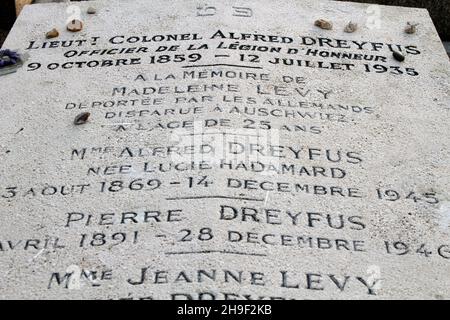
[{"left": 0, "top": 0, "right": 449, "bottom": 300}]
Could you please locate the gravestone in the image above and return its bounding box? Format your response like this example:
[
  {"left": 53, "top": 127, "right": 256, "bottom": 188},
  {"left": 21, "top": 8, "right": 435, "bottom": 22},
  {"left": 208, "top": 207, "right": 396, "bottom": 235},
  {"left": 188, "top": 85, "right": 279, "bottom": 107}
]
[{"left": 0, "top": 0, "right": 449, "bottom": 300}]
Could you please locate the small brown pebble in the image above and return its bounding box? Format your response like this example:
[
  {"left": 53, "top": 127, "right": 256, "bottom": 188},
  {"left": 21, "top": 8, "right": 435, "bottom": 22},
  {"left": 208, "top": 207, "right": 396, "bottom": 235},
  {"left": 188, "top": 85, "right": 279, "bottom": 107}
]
[
  {"left": 67, "top": 19, "right": 83, "bottom": 32},
  {"left": 405, "top": 22, "right": 418, "bottom": 34},
  {"left": 392, "top": 50, "right": 405, "bottom": 62},
  {"left": 74, "top": 112, "right": 91, "bottom": 125},
  {"left": 344, "top": 22, "right": 358, "bottom": 33},
  {"left": 87, "top": 7, "right": 97, "bottom": 14},
  {"left": 46, "top": 28, "right": 59, "bottom": 39},
  {"left": 314, "top": 19, "right": 333, "bottom": 30}
]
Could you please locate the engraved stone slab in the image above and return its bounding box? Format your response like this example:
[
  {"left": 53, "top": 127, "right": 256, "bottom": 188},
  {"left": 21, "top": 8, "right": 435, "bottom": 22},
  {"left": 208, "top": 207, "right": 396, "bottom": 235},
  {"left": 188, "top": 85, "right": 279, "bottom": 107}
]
[{"left": 0, "top": 0, "right": 449, "bottom": 299}]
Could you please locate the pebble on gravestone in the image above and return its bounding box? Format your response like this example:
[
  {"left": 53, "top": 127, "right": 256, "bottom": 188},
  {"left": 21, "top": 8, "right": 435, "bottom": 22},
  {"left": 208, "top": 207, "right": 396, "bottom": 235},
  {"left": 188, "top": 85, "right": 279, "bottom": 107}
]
[
  {"left": 314, "top": 18, "right": 333, "bottom": 30},
  {"left": 45, "top": 28, "right": 59, "bottom": 39},
  {"left": 0, "top": 0, "right": 449, "bottom": 300},
  {"left": 73, "top": 112, "right": 91, "bottom": 125},
  {"left": 67, "top": 19, "right": 83, "bottom": 32},
  {"left": 344, "top": 21, "right": 358, "bottom": 33}
]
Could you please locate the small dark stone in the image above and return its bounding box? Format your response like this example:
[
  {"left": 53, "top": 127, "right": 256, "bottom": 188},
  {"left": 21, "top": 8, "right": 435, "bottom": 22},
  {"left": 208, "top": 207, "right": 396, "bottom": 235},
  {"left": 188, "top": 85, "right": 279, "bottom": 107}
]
[
  {"left": 314, "top": 19, "right": 333, "bottom": 30},
  {"left": 393, "top": 50, "right": 406, "bottom": 62},
  {"left": 74, "top": 112, "right": 91, "bottom": 125}
]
